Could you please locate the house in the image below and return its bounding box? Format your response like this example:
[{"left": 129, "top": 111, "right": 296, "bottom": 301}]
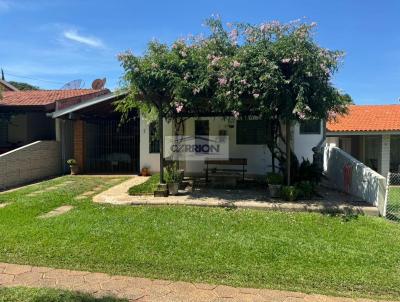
[
  {"left": 50, "top": 92, "right": 324, "bottom": 177},
  {"left": 326, "top": 104, "right": 400, "bottom": 177},
  {"left": 0, "top": 89, "right": 109, "bottom": 154}
]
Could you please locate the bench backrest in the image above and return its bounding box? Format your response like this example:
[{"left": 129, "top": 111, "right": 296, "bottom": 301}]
[{"left": 205, "top": 158, "right": 247, "bottom": 165}]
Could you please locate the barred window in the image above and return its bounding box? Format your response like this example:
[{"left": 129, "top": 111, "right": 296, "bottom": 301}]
[{"left": 149, "top": 122, "right": 160, "bottom": 153}]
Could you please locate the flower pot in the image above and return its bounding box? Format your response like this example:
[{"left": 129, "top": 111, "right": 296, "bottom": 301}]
[
  {"left": 69, "top": 165, "right": 79, "bottom": 175},
  {"left": 141, "top": 167, "right": 150, "bottom": 176},
  {"left": 167, "top": 182, "right": 179, "bottom": 196},
  {"left": 269, "top": 184, "right": 281, "bottom": 198}
]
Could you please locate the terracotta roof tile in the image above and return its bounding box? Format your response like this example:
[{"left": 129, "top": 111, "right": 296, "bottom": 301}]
[
  {"left": 327, "top": 104, "right": 400, "bottom": 132},
  {"left": 0, "top": 89, "right": 109, "bottom": 107}
]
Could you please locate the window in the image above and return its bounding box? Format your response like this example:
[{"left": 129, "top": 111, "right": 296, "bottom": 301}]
[
  {"left": 299, "top": 120, "right": 321, "bottom": 134},
  {"left": 149, "top": 122, "right": 160, "bottom": 153},
  {"left": 236, "top": 120, "right": 270, "bottom": 145},
  {"left": 195, "top": 120, "right": 209, "bottom": 153}
]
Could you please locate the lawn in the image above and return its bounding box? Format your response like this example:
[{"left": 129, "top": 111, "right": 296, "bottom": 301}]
[
  {"left": 387, "top": 186, "right": 400, "bottom": 220},
  {"left": 1, "top": 176, "right": 400, "bottom": 300},
  {"left": 0, "top": 287, "right": 126, "bottom": 302},
  {"left": 128, "top": 173, "right": 159, "bottom": 195}
]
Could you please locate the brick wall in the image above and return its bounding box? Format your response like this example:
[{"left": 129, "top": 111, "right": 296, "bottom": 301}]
[
  {"left": 74, "top": 120, "right": 85, "bottom": 172},
  {"left": 0, "top": 141, "right": 61, "bottom": 190}
]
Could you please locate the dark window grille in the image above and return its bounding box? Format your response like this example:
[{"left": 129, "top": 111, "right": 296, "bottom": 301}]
[
  {"left": 0, "top": 120, "right": 8, "bottom": 145},
  {"left": 149, "top": 122, "right": 160, "bottom": 153},
  {"left": 236, "top": 120, "right": 270, "bottom": 145},
  {"left": 300, "top": 120, "right": 321, "bottom": 134}
]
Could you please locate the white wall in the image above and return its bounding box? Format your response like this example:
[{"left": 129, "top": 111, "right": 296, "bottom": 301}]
[
  {"left": 0, "top": 140, "right": 61, "bottom": 190},
  {"left": 140, "top": 114, "right": 323, "bottom": 176},
  {"left": 323, "top": 145, "right": 386, "bottom": 215},
  {"left": 293, "top": 120, "right": 324, "bottom": 162}
]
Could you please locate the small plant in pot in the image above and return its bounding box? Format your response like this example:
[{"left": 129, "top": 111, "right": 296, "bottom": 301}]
[
  {"left": 266, "top": 172, "right": 284, "bottom": 198},
  {"left": 66, "top": 159, "right": 79, "bottom": 175},
  {"left": 281, "top": 186, "right": 300, "bottom": 202},
  {"left": 164, "top": 162, "right": 182, "bottom": 196}
]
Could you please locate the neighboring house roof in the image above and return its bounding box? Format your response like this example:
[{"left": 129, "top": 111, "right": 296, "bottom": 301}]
[
  {"left": 0, "top": 89, "right": 110, "bottom": 110},
  {"left": 327, "top": 104, "right": 400, "bottom": 132},
  {"left": 0, "top": 79, "right": 19, "bottom": 91},
  {"left": 51, "top": 91, "right": 127, "bottom": 118}
]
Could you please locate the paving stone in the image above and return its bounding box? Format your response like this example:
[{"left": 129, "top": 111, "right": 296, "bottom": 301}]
[
  {"left": 75, "top": 195, "right": 87, "bottom": 200},
  {"left": 0, "top": 273, "right": 14, "bottom": 285},
  {"left": 13, "top": 271, "right": 44, "bottom": 286},
  {"left": 0, "top": 202, "right": 10, "bottom": 208},
  {"left": 214, "top": 285, "right": 240, "bottom": 298},
  {"left": 84, "top": 272, "right": 111, "bottom": 284},
  {"left": 39, "top": 205, "right": 74, "bottom": 218},
  {"left": 3, "top": 263, "right": 32, "bottom": 275}
]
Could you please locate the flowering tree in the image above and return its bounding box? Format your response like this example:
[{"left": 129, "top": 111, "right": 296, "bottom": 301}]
[{"left": 117, "top": 17, "right": 350, "bottom": 185}]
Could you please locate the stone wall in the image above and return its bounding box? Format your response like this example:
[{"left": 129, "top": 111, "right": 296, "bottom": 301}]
[
  {"left": 0, "top": 141, "right": 61, "bottom": 190},
  {"left": 323, "top": 145, "right": 386, "bottom": 215}
]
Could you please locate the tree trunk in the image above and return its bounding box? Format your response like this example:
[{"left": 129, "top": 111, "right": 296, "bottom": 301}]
[
  {"left": 159, "top": 110, "right": 165, "bottom": 184},
  {"left": 285, "top": 119, "right": 291, "bottom": 186}
]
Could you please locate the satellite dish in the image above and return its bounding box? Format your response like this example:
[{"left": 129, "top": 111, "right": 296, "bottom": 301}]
[
  {"left": 91, "top": 78, "right": 106, "bottom": 90},
  {"left": 61, "top": 79, "right": 84, "bottom": 90}
]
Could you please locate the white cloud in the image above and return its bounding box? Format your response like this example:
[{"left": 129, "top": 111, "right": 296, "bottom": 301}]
[{"left": 63, "top": 29, "right": 104, "bottom": 48}]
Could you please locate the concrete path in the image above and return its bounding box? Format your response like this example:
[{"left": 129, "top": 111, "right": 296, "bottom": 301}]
[
  {"left": 0, "top": 262, "right": 390, "bottom": 302},
  {"left": 93, "top": 177, "right": 379, "bottom": 216}
]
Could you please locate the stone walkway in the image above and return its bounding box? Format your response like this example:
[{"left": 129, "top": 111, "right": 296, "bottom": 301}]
[
  {"left": 93, "top": 177, "right": 379, "bottom": 216},
  {"left": 38, "top": 205, "right": 74, "bottom": 218},
  {"left": 0, "top": 262, "right": 391, "bottom": 302}
]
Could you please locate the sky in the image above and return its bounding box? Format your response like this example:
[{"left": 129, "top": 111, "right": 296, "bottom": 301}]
[{"left": 0, "top": 0, "right": 399, "bottom": 105}]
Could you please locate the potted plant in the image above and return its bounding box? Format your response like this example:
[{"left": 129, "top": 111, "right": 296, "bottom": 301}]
[
  {"left": 66, "top": 159, "right": 79, "bottom": 175},
  {"left": 164, "top": 162, "right": 182, "bottom": 195},
  {"left": 266, "top": 172, "right": 284, "bottom": 198},
  {"left": 141, "top": 167, "right": 150, "bottom": 176},
  {"left": 281, "top": 186, "right": 299, "bottom": 202}
]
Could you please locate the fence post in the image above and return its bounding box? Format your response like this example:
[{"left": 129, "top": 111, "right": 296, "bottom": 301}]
[{"left": 383, "top": 172, "right": 390, "bottom": 217}]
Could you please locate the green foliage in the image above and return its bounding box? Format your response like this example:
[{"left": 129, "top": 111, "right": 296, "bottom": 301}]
[
  {"left": 266, "top": 172, "right": 284, "bottom": 185},
  {"left": 8, "top": 81, "right": 39, "bottom": 91},
  {"left": 296, "top": 181, "right": 315, "bottom": 199},
  {"left": 281, "top": 185, "right": 300, "bottom": 201},
  {"left": 128, "top": 174, "right": 160, "bottom": 195},
  {"left": 66, "top": 158, "right": 76, "bottom": 166},
  {"left": 164, "top": 162, "right": 182, "bottom": 183},
  {"left": 298, "top": 158, "right": 323, "bottom": 183}
]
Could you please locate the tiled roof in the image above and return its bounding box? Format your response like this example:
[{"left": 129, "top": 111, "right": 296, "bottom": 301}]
[
  {"left": 0, "top": 89, "right": 109, "bottom": 107},
  {"left": 327, "top": 104, "right": 400, "bottom": 132}
]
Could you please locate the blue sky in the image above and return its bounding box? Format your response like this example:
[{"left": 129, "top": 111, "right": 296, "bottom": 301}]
[{"left": 0, "top": 0, "right": 399, "bottom": 104}]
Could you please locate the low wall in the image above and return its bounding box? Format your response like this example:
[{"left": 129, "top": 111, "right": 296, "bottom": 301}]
[
  {"left": 323, "top": 145, "right": 386, "bottom": 215},
  {"left": 0, "top": 141, "right": 61, "bottom": 190}
]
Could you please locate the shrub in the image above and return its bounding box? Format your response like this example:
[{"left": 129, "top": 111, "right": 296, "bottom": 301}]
[
  {"left": 266, "top": 172, "right": 284, "bottom": 185},
  {"left": 298, "top": 158, "right": 323, "bottom": 183},
  {"left": 164, "top": 162, "right": 182, "bottom": 183},
  {"left": 296, "top": 181, "right": 315, "bottom": 199},
  {"left": 281, "top": 186, "right": 299, "bottom": 201},
  {"left": 66, "top": 159, "right": 76, "bottom": 165}
]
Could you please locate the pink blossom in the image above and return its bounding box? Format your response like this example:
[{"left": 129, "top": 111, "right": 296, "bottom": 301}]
[
  {"left": 193, "top": 87, "right": 200, "bottom": 95},
  {"left": 232, "top": 110, "right": 240, "bottom": 119},
  {"left": 226, "top": 91, "right": 232, "bottom": 96},
  {"left": 180, "top": 50, "right": 187, "bottom": 57},
  {"left": 175, "top": 102, "right": 184, "bottom": 113},
  {"left": 211, "top": 56, "right": 222, "bottom": 65},
  {"left": 218, "top": 77, "right": 228, "bottom": 86},
  {"left": 253, "top": 93, "right": 260, "bottom": 99},
  {"left": 232, "top": 60, "right": 241, "bottom": 67},
  {"left": 310, "top": 21, "right": 317, "bottom": 27},
  {"left": 281, "top": 58, "right": 291, "bottom": 63},
  {"left": 184, "top": 73, "right": 190, "bottom": 80},
  {"left": 304, "top": 105, "right": 312, "bottom": 112},
  {"left": 260, "top": 23, "right": 270, "bottom": 33},
  {"left": 240, "top": 79, "right": 247, "bottom": 85},
  {"left": 229, "top": 29, "right": 238, "bottom": 43}
]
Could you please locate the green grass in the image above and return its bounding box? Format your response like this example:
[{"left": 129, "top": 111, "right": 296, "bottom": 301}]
[
  {"left": 128, "top": 173, "right": 159, "bottom": 195},
  {"left": 1, "top": 176, "right": 400, "bottom": 300},
  {"left": 387, "top": 187, "right": 400, "bottom": 220},
  {"left": 0, "top": 287, "right": 127, "bottom": 302}
]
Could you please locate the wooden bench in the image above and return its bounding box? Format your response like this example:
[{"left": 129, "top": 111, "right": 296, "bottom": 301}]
[{"left": 205, "top": 158, "right": 247, "bottom": 183}]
